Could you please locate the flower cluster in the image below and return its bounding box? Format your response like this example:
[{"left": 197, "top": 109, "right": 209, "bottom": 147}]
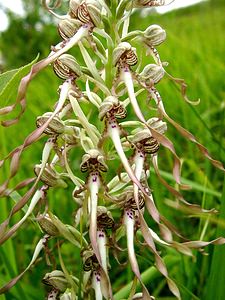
[{"left": 0, "top": 0, "right": 224, "bottom": 299}]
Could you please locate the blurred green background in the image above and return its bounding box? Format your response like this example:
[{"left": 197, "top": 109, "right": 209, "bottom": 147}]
[{"left": 0, "top": 0, "right": 225, "bottom": 299}]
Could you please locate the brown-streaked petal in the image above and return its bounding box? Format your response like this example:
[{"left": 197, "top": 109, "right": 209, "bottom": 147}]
[
  {"left": 1, "top": 25, "right": 90, "bottom": 127},
  {"left": 0, "top": 182, "right": 40, "bottom": 241},
  {"left": 139, "top": 214, "right": 181, "bottom": 299},
  {"left": 0, "top": 188, "right": 45, "bottom": 243},
  {"left": 162, "top": 111, "right": 225, "bottom": 172},
  {"left": 152, "top": 155, "right": 216, "bottom": 213},
  {"left": 166, "top": 72, "right": 200, "bottom": 105},
  {"left": 182, "top": 237, "right": 225, "bottom": 248}
]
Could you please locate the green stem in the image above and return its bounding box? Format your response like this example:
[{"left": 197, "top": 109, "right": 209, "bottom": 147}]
[
  {"left": 105, "top": 39, "right": 114, "bottom": 89},
  {"left": 105, "top": 0, "right": 117, "bottom": 89}
]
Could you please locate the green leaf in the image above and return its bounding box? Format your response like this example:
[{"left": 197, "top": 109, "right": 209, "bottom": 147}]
[
  {"left": 0, "top": 55, "right": 39, "bottom": 106},
  {"left": 157, "top": 169, "right": 221, "bottom": 198},
  {"left": 0, "top": 69, "right": 19, "bottom": 92},
  {"left": 205, "top": 176, "right": 225, "bottom": 300}
]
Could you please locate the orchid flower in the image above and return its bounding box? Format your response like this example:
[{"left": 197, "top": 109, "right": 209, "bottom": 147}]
[
  {"left": 82, "top": 249, "right": 107, "bottom": 300},
  {"left": 98, "top": 96, "right": 150, "bottom": 197}
]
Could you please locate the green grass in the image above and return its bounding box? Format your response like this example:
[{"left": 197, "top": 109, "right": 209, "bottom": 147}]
[{"left": 0, "top": 1, "right": 225, "bottom": 299}]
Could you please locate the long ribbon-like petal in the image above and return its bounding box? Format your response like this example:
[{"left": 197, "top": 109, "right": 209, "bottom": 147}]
[
  {"left": 108, "top": 118, "right": 150, "bottom": 199},
  {"left": 0, "top": 235, "right": 48, "bottom": 294},
  {"left": 1, "top": 25, "right": 90, "bottom": 126},
  {"left": 121, "top": 68, "right": 182, "bottom": 184},
  {"left": 150, "top": 87, "right": 225, "bottom": 172}
]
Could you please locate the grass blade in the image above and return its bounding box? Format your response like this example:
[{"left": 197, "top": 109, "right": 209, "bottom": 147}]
[{"left": 205, "top": 176, "right": 225, "bottom": 300}]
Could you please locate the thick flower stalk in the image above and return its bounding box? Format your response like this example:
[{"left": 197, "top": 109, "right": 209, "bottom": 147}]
[{"left": 0, "top": 0, "right": 224, "bottom": 299}]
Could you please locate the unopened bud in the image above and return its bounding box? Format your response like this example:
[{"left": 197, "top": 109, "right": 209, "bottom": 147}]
[
  {"left": 133, "top": 0, "right": 165, "bottom": 7},
  {"left": 60, "top": 291, "right": 72, "bottom": 300},
  {"left": 132, "top": 293, "right": 155, "bottom": 300},
  {"left": 58, "top": 18, "right": 82, "bottom": 40},
  {"left": 82, "top": 250, "right": 99, "bottom": 271},
  {"left": 99, "top": 96, "right": 127, "bottom": 121},
  {"left": 132, "top": 293, "right": 143, "bottom": 299},
  {"left": 80, "top": 149, "right": 108, "bottom": 173},
  {"left": 131, "top": 129, "right": 160, "bottom": 155},
  {"left": 34, "top": 164, "right": 68, "bottom": 188},
  {"left": 53, "top": 54, "right": 82, "bottom": 80},
  {"left": 62, "top": 126, "right": 80, "bottom": 145},
  {"left": 38, "top": 214, "right": 60, "bottom": 236},
  {"left": 42, "top": 270, "right": 68, "bottom": 292},
  {"left": 113, "top": 42, "right": 138, "bottom": 66},
  {"left": 85, "top": 0, "right": 102, "bottom": 27},
  {"left": 97, "top": 206, "right": 114, "bottom": 229},
  {"left": 143, "top": 24, "right": 166, "bottom": 46},
  {"left": 70, "top": 0, "right": 102, "bottom": 27},
  {"left": 36, "top": 112, "right": 65, "bottom": 135},
  {"left": 69, "top": 0, "right": 81, "bottom": 17},
  {"left": 139, "top": 64, "right": 165, "bottom": 84},
  {"left": 147, "top": 117, "right": 167, "bottom": 134},
  {"left": 119, "top": 187, "right": 145, "bottom": 211}
]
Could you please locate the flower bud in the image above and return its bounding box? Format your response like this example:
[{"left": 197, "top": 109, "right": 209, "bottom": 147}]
[
  {"left": 85, "top": 0, "right": 102, "bottom": 27},
  {"left": 147, "top": 117, "right": 167, "bottom": 135},
  {"left": 113, "top": 42, "right": 138, "bottom": 67},
  {"left": 97, "top": 206, "right": 114, "bottom": 229},
  {"left": 69, "top": 0, "right": 82, "bottom": 17},
  {"left": 139, "top": 64, "right": 165, "bottom": 84},
  {"left": 118, "top": 187, "right": 145, "bottom": 211},
  {"left": 62, "top": 126, "right": 80, "bottom": 145},
  {"left": 70, "top": 0, "right": 102, "bottom": 27},
  {"left": 42, "top": 270, "right": 68, "bottom": 292},
  {"left": 34, "top": 164, "right": 68, "bottom": 188},
  {"left": 133, "top": 0, "right": 165, "bottom": 7},
  {"left": 58, "top": 18, "right": 82, "bottom": 40},
  {"left": 82, "top": 250, "right": 99, "bottom": 272},
  {"left": 36, "top": 112, "right": 65, "bottom": 135},
  {"left": 131, "top": 129, "right": 160, "bottom": 155},
  {"left": 132, "top": 293, "right": 143, "bottom": 299},
  {"left": 132, "top": 293, "right": 155, "bottom": 300},
  {"left": 143, "top": 24, "right": 166, "bottom": 46},
  {"left": 80, "top": 149, "right": 108, "bottom": 173},
  {"left": 99, "top": 96, "right": 127, "bottom": 121},
  {"left": 53, "top": 54, "right": 82, "bottom": 80},
  {"left": 60, "top": 291, "right": 72, "bottom": 300},
  {"left": 38, "top": 214, "right": 60, "bottom": 237}
]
